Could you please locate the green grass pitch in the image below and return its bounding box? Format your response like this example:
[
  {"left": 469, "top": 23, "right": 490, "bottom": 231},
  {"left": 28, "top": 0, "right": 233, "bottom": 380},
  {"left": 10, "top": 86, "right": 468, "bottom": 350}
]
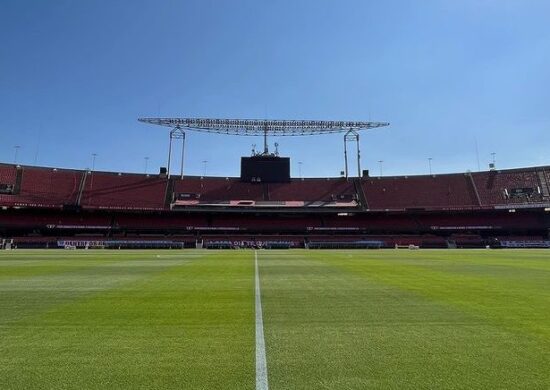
[{"left": 1, "top": 249, "right": 549, "bottom": 389}]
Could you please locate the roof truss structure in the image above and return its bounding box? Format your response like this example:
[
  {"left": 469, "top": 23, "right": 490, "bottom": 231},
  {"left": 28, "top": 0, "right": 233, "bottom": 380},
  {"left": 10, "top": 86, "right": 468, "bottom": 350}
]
[{"left": 138, "top": 117, "right": 389, "bottom": 136}]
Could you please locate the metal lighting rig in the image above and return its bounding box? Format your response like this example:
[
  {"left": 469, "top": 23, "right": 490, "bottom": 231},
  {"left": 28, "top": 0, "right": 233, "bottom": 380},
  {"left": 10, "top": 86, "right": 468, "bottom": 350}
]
[{"left": 138, "top": 117, "right": 389, "bottom": 178}]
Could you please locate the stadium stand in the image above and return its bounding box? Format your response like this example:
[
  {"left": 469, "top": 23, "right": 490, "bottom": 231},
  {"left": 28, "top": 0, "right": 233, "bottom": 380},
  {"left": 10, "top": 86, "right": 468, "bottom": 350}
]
[
  {"left": 173, "top": 176, "right": 264, "bottom": 204},
  {"left": 3, "top": 163, "right": 549, "bottom": 211},
  {"left": 80, "top": 171, "right": 167, "bottom": 210},
  {"left": 267, "top": 178, "right": 357, "bottom": 204},
  {"left": 0, "top": 165, "right": 17, "bottom": 195},
  {"left": 172, "top": 177, "right": 358, "bottom": 207},
  {"left": 471, "top": 169, "right": 546, "bottom": 205},
  {"left": 361, "top": 173, "right": 478, "bottom": 210},
  {"left": 1, "top": 162, "right": 549, "bottom": 249},
  {"left": 0, "top": 164, "right": 17, "bottom": 185},
  {"left": 1, "top": 166, "right": 82, "bottom": 207}
]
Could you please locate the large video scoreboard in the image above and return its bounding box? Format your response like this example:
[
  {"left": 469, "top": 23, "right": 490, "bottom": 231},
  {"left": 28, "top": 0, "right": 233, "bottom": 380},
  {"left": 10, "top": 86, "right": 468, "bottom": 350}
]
[{"left": 241, "top": 156, "right": 290, "bottom": 183}]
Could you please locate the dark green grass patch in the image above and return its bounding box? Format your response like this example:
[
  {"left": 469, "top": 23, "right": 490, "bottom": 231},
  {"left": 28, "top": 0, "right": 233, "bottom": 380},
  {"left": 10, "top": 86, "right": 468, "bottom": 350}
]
[{"left": 1, "top": 249, "right": 549, "bottom": 389}]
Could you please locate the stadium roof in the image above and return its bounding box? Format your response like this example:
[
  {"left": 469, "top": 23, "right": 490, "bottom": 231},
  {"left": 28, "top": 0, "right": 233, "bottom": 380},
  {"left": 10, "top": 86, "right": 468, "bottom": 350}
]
[{"left": 138, "top": 117, "right": 389, "bottom": 136}]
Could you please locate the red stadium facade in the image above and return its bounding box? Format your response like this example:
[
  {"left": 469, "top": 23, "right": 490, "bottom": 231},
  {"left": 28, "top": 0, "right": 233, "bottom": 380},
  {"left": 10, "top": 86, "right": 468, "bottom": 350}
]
[{"left": 1, "top": 162, "right": 549, "bottom": 249}]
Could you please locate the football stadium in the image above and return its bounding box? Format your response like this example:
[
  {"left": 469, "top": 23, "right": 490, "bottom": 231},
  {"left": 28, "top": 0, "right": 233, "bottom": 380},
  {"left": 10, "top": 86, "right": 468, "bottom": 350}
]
[
  {"left": 1, "top": 117, "right": 549, "bottom": 389},
  {"left": 2, "top": 2, "right": 550, "bottom": 389},
  {"left": 1, "top": 118, "right": 549, "bottom": 250}
]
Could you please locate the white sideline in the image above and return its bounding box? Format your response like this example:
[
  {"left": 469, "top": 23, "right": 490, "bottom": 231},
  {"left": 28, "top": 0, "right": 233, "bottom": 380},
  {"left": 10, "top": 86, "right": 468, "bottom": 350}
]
[{"left": 255, "top": 251, "right": 269, "bottom": 390}]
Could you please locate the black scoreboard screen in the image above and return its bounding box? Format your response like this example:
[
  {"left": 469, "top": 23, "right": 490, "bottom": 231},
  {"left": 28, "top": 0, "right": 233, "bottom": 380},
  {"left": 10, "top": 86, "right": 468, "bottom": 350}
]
[{"left": 241, "top": 156, "right": 290, "bottom": 183}]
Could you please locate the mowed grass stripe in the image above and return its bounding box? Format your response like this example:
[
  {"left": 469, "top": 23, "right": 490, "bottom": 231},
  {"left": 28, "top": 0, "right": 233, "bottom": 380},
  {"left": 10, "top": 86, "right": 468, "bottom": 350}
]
[
  {"left": 259, "top": 250, "right": 550, "bottom": 389},
  {"left": 0, "top": 251, "right": 255, "bottom": 390},
  {"left": 323, "top": 250, "right": 550, "bottom": 340},
  {"left": 0, "top": 250, "right": 141, "bottom": 281},
  {"left": 0, "top": 251, "right": 199, "bottom": 326}
]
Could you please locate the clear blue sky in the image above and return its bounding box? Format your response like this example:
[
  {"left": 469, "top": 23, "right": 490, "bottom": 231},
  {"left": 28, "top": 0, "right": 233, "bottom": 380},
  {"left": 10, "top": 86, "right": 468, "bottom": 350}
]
[{"left": 1, "top": 0, "right": 549, "bottom": 177}]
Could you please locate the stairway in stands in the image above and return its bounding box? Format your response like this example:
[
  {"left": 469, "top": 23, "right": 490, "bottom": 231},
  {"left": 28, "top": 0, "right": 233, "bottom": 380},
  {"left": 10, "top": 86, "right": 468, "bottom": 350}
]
[
  {"left": 13, "top": 167, "right": 23, "bottom": 194},
  {"left": 76, "top": 170, "right": 89, "bottom": 206},
  {"left": 353, "top": 178, "right": 368, "bottom": 209},
  {"left": 466, "top": 172, "right": 482, "bottom": 206},
  {"left": 537, "top": 171, "right": 550, "bottom": 198},
  {"left": 164, "top": 178, "right": 175, "bottom": 208}
]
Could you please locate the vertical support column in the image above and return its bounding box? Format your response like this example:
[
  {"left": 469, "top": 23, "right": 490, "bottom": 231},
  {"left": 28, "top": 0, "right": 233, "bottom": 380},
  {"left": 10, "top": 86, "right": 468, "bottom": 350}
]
[
  {"left": 167, "top": 130, "right": 174, "bottom": 178},
  {"left": 263, "top": 126, "right": 269, "bottom": 155},
  {"left": 180, "top": 131, "right": 186, "bottom": 179},
  {"left": 356, "top": 132, "right": 361, "bottom": 177},
  {"left": 167, "top": 127, "right": 186, "bottom": 179},
  {"left": 344, "top": 135, "right": 349, "bottom": 178},
  {"left": 344, "top": 129, "right": 360, "bottom": 178}
]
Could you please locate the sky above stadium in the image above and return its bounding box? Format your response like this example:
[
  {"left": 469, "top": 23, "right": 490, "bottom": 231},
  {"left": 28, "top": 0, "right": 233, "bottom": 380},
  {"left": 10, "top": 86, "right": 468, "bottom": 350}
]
[{"left": 1, "top": 0, "right": 549, "bottom": 177}]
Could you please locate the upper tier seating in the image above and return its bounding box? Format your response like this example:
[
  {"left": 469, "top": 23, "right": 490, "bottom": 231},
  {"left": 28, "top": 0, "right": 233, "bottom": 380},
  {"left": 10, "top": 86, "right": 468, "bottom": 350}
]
[
  {"left": 0, "top": 166, "right": 82, "bottom": 207},
  {"left": 0, "top": 164, "right": 18, "bottom": 195},
  {"left": 544, "top": 169, "right": 550, "bottom": 197},
  {"left": 173, "top": 177, "right": 357, "bottom": 206},
  {"left": 1, "top": 163, "right": 548, "bottom": 210},
  {"left": 80, "top": 172, "right": 166, "bottom": 210},
  {"left": 471, "top": 169, "right": 544, "bottom": 205},
  {"left": 267, "top": 178, "right": 356, "bottom": 203},
  {"left": 362, "top": 173, "right": 478, "bottom": 210},
  {"left": 0, "top": 164, "right": 17, "bottom": 185},
  {"left": 173, "top": 177, "right": 264, "bottom": 202}
]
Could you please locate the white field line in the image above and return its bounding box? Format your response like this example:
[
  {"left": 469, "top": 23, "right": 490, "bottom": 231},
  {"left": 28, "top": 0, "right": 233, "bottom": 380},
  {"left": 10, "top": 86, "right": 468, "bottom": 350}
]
[{"left": 255, "top": 251, "right": 269, "bottom": 390}]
